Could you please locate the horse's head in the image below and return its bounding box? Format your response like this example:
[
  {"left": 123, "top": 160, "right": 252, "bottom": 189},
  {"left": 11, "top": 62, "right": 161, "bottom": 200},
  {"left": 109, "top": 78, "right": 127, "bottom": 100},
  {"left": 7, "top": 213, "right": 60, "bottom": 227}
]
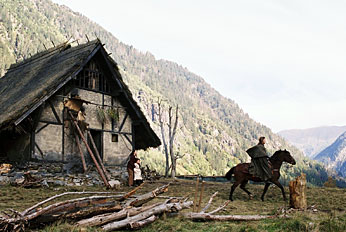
[
  {"left": 271, "top": 149, "right": 296, "bottom": 165},
  {"left": 281, "top": 149, "right": 296, "bottom": 165}
]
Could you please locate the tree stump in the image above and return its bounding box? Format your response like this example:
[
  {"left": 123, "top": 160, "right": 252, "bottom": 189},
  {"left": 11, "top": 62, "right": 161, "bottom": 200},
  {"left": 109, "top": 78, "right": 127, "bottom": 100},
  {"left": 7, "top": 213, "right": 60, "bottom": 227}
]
[{"left": 289, "top": 173, "right": 307, "bottom": 209}]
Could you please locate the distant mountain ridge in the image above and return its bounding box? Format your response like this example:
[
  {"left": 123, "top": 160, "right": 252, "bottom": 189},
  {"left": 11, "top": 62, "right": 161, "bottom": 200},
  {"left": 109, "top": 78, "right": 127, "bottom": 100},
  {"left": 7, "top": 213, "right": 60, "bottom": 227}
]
[
  {"left": 278, "top": 126, "right": 346, "bottom": 158},
  {"left": 0, "top": 0, "right": 339, "bottom": 186},
  {"left": 315, "top": 131, "right": 346, "bottom": 178}
]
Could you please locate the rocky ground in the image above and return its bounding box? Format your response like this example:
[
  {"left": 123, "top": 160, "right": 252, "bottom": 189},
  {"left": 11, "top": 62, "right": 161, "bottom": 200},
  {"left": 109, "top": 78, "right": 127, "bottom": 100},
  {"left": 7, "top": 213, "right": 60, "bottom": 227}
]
[{"left": 0, "top": 162, "right": 126, "bottom": 188}]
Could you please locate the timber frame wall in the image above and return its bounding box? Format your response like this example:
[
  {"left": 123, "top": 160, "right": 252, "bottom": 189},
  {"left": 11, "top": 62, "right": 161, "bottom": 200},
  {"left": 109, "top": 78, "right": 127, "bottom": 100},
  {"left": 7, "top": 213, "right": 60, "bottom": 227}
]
[{"left": 30, "top": 57, "right": 135, "bottom": 166}]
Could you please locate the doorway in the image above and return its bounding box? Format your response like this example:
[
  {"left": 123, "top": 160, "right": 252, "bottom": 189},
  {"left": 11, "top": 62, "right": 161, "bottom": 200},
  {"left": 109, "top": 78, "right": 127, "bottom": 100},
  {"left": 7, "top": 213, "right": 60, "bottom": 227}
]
[{"left": 88, "top": 129, "right": 103, "bottom": 161}]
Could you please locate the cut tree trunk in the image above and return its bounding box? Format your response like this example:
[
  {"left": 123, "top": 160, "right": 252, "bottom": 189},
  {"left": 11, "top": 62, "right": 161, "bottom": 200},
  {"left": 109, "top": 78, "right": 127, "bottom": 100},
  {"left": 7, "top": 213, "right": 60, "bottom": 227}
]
[{"left": 289, "top": 173, "right": 307, "bottom": 209}]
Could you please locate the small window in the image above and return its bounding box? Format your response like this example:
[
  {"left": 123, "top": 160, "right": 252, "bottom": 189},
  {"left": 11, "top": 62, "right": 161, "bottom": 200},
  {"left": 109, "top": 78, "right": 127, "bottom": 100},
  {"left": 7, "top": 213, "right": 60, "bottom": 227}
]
[{"left": 112, "top": 134, "right": 118, "bottom": 142}]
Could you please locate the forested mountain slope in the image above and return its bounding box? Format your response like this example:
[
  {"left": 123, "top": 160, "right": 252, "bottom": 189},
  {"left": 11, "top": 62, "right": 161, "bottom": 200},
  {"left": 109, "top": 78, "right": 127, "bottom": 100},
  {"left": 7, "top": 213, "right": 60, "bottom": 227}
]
[
  {"left": 0, "top": 0, "right": 335, "bottom": 186},
  {"left": 279, "top": 126, "right": 346, "bottom": 158},
  {"left": 315, "top": 131, "right": 346, "bottom": 178}
]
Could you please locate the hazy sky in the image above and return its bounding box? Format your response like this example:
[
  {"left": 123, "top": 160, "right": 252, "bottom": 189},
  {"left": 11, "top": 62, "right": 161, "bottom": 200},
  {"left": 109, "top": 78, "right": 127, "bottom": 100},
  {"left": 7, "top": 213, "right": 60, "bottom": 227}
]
[{"left": 52, "top": 0, "right": 346, "bottom": 132}]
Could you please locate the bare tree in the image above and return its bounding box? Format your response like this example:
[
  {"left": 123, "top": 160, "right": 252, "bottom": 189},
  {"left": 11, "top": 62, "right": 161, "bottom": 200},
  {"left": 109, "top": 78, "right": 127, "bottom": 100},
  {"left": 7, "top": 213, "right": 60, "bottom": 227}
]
[
  {"left": 168, "top": 105, "right": 179, "bottom": 178},
  {"left": 157, "top": 99, "right": 179, "bottom": 178},
  {"left": 157, "top": 99, "right": 169, "bottom": 177}
]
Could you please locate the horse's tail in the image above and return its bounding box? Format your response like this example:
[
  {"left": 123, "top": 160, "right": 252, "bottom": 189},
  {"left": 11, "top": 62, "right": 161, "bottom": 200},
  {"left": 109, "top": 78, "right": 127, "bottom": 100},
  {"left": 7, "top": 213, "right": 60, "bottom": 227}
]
[{"left": 225, "top": 167, "right": 236, "bottom": 180}]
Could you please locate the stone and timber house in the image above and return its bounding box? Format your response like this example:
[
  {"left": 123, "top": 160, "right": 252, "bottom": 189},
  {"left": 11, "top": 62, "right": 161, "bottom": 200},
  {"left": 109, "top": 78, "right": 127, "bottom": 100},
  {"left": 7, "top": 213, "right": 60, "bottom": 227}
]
[{"left": 0, "top": 39, "right": 161, "bottom": 171}]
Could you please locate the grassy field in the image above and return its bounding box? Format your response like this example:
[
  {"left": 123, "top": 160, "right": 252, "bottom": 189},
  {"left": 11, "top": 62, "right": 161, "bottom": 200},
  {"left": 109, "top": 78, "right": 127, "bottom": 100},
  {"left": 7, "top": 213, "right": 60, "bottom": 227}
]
[{"left": 0, "top": 179, "right": 345, "bottom": 232}]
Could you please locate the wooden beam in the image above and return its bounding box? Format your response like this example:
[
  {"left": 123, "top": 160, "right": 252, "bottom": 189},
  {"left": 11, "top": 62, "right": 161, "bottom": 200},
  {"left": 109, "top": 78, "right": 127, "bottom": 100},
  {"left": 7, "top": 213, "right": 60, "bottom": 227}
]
[
  {"left": 30, "top": 105, "right": 45, "bottom": 159},
  {"left": 35, "top": 142, "right": 44, "bottom": 159},
  {"left": 118, "top": 112, "right": 128, "bottom": 132},
  {"left": 35, "top": 123, "right": 49, "bottom": 134},
  {"left": 62, "top": 107, "right": 65, "bottom": 161},
  {"left": 74, "top": 132, "right": 87, "bottom": 172},
  {"left": 30, "top": 130, "right": 35, "bottom": 159},
  {"left": 68, "top": 111, "right": 110, "bottom": 188},
  {"left": 131, "top": 122, "right": 135, "bottom": 151},
  {"left": 33, "top": 104, "right": 45, "bottom": 130},
  {"left": 123, "top": 134, "right": 132, "bottom": 145},
  {"left": 87, "top": 128, "right": 131, "bottom": 135},
  {"left": 38, "top": 120, "right": 63, "bottom": 125},
  {"left": 48, "top": 100, "right": 61, "bottom": 123}
]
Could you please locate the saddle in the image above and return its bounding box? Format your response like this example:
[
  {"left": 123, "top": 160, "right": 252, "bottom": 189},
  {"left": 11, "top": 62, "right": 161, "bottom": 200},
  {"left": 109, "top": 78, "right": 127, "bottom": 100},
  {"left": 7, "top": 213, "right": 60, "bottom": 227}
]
[{"left": 247, "top": 160, "right": 276, "bottom": 177}]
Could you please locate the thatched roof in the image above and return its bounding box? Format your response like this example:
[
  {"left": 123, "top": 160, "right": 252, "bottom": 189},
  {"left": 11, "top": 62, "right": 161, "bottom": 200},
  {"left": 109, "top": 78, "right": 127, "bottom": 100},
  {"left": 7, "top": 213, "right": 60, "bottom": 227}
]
[{"left": 0, "top": 40, "right": 161, "bottom": 149}]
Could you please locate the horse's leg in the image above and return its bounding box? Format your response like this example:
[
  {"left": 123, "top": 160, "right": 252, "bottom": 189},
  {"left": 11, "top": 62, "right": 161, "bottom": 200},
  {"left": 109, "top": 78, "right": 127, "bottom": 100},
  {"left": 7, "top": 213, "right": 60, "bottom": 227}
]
[
  {"left": 240, "top": 180, "right": 253, "bottom": 199},
  {"left": 261, "top": 183, "right": 271, "bottom": 201},
  {"left": 272, "top": 180, "right": 286, "bottom": 201},
  {"left": 229, "top": 179, "right": 242, "bottom": 201}
]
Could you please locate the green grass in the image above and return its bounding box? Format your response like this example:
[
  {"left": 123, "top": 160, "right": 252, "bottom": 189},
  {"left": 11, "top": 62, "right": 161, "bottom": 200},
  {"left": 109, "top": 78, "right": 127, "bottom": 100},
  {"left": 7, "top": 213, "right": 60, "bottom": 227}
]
[{"left": 0, "top": 180, "right": 345, "bottom": 231}]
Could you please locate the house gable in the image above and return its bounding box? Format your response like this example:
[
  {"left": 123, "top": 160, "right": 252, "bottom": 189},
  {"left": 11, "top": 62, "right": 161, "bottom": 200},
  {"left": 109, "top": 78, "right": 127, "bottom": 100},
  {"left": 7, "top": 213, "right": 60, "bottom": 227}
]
[{"left": 0, "top": 40, "right": 161, "bottom": 164}]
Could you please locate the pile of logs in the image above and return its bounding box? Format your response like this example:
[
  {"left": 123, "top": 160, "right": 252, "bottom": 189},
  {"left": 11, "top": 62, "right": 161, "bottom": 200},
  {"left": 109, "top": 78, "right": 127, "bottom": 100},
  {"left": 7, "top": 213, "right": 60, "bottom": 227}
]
[
  {"left": 0, "top": 180, "right": 288, "bottom": 231},
  {"left": 0, "top": 183, "right": 193, "bottom": 231}
]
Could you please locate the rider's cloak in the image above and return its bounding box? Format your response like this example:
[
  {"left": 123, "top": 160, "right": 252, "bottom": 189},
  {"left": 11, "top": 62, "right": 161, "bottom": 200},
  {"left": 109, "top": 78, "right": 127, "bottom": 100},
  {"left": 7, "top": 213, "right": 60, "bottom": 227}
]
[{"left": 246, "top": 144, "right": 272, "bottom": 181}]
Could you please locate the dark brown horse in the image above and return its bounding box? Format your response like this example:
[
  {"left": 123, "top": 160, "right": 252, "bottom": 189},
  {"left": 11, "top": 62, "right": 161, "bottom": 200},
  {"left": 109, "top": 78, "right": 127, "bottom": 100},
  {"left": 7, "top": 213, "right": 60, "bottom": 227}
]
[{"left": 225, "top": 149, "right": 296, "bottom": 201}]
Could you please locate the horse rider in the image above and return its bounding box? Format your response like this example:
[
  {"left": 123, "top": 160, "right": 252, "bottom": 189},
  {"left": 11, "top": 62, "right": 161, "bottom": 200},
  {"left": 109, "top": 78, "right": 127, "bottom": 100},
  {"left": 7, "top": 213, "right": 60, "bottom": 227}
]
[{"left": 246, "top": 137, "right": 272, "bottom": 181}]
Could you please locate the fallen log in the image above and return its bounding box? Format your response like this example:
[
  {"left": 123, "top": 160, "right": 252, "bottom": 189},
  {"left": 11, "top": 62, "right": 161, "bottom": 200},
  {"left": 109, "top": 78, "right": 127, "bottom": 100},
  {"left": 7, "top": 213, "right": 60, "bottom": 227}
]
[
  {"left": 26, "top": 195, "right": 123, "bottom": 221},
  {"left": 76, "top": 202, "right": 162, "bottom": 227},
  {"left": 130, "top": 215, "right": 157, "bottom": 229},
  {"left": 21, "top": 191, "right": 116, "bottom": 216},
  {"left": 208, "top": 200, "right": 230, "bottom": 215},
  {"left": 119, "top": 182, "right": 144, "bottom": 201},
  {"left": 102, "top": 201, "right": 193, "bottom": 231},
  {"left": 183, "top": 212, "right": 276, "bottom": 221},
  {"left": 26, "top": 183, "right": 145, "bottom": 222},
  {"left": 124, "top": 183, "right": 170, "bottom": 207},
  {"left": 76, "top": 184, "right": 170, "bottom": 227},
  {"left": 34, "top": 198, "right": 123, "bottom": 223},
  {"left": 29, "top": 184, "right": 168, "bottom": 222},
  {"left": 200, "top": 191, "right": 218, "bottom": 213},
  {"left": 183, "top": 192, "right": 279, "bottom": 222}
]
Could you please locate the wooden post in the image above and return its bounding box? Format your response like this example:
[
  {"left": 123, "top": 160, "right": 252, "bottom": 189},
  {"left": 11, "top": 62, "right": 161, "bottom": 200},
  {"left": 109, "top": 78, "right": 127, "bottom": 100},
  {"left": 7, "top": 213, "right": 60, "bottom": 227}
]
[
  {"left": 193, "top": 176, "right": 200, "bottom": 212},
  {"left": 74, "top": 132, "right": 87, "bottom": 172},
  {"left": 68, "top": 111, "right": 110, "bottom": 188},
  {"left": 289, "top": 173, "right": 307, "bottom": 209},
  {"left": 87, "top": 130, "right": 109, "bottom": 180},
  {"left": 197, "top": 181, "right": 205, "bottom": 212}
]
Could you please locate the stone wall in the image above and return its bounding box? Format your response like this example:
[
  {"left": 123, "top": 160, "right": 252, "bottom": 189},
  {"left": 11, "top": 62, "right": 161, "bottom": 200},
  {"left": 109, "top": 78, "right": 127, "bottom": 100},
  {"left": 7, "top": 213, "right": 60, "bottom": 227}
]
[{"left": 0, "top": 161, "right": 128, "bottom": 187}]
